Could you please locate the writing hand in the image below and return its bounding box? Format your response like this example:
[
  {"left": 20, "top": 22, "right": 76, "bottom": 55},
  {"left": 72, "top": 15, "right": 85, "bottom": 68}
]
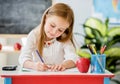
[{"left": 34, "top": 62, "right": 49, "bottom": 71}]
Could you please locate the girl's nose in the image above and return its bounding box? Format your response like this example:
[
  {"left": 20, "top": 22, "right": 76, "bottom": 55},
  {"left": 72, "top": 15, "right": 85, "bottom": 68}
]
[{"left": 52, "top": 28, "right": 57, "bottom": 34}]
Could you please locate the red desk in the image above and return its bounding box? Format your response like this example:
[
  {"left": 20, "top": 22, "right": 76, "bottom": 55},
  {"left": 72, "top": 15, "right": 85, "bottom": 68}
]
[{"left": 0, "top": 68, "right": 114, "bottom": 84}]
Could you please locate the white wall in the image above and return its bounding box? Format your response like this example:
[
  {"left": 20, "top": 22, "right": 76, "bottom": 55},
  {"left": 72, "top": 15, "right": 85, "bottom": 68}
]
[
  {"left": 53, "top": 0, "right": 93, "bottom": 48},
  {"left": 0, "top": 38, "right": 23, "bottom": 66}
]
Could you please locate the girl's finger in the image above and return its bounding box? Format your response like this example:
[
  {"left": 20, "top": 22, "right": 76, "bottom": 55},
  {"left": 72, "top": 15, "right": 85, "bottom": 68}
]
[{"left": 57, "top": 65, "right": 62, "bottom": 71}]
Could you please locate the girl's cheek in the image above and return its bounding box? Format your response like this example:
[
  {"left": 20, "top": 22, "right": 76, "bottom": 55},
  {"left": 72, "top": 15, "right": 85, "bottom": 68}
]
[
  {"left": 44, "top": 25, "right": 50, "bottom": 31},
  {"left": 46, "top": 24, "right": 52, "bottom": 30}
]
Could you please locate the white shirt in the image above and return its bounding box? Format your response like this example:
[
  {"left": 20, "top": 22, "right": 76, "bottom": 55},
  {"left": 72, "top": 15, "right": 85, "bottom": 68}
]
[{"left": 18, "top": 25, "right": 79, "bottom": 66}]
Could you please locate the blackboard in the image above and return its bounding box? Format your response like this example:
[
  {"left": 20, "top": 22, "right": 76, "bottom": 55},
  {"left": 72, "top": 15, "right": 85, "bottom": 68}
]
[{"left": 0, "top": 0, "right": 52, "bottom": 34}]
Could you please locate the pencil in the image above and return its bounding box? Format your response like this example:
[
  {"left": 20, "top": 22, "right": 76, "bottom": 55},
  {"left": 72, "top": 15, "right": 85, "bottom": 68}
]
[
  {"left": 87, "top": 44, "right": 94, "bottom": 54},
  {"left": 91, "top": 45, "right": 97, "bottom": 54},
  {"left": 35, "top": 50, "right": 44, "bottom": 63},
  {"left": 100, "top": 45, "right": 106, "bottom": 54}
]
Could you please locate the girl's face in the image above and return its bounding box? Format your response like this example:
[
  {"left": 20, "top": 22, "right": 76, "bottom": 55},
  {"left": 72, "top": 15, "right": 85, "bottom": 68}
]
[{"left": 44, "top": 15, "right": 69, "bottom": 40}]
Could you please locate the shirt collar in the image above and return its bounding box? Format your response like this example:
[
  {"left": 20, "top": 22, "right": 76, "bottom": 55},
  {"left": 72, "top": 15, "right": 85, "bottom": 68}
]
[{"left": 44, "top": 38, "right": 56, "bottom": 47}]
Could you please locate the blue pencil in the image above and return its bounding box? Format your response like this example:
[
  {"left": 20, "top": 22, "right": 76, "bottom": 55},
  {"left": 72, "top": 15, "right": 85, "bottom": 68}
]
[{"left": 35, "top": 50, "right": 44, "bottom": 63}]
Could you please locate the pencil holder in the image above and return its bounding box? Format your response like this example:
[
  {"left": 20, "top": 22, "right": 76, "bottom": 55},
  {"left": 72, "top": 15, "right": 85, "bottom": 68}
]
[{"left": 90, "top": 54, "right": 106, "bottom": 73}]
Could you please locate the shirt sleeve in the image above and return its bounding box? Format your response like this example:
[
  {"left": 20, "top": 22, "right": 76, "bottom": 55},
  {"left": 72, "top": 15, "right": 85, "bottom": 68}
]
[
  {"left": 63, "top": 40, "right": 79, "bottom": 63},
  {"left": 18, "top": 28, "right": 38, "bottom": 67}
]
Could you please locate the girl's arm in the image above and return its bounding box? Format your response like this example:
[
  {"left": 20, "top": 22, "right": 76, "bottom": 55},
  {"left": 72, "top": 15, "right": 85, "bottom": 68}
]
[
  {"left": 63, "top": 40, "right": 79, "bottom": 68},
  {"left": 23, "top": 60, "right": 36, "bottom": 69},
  {"left": 18, "top": 30, "right": 36, "bottom": 67},
  {"left": 61, "top": 60, "right": 76, "bottom": 69},
  {"left": 18, "top": 26, "right": 40, "bottom": 68}
]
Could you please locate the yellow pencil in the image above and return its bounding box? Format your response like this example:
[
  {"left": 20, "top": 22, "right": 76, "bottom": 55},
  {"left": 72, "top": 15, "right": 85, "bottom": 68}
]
[{"left": 91, "top": 45, "right": 97, "bottom": 54}]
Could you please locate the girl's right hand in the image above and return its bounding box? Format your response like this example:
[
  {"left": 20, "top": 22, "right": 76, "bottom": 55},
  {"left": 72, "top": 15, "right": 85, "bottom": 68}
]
[{"left": 34, "top": 62, "right": 49, "bottom": 71}]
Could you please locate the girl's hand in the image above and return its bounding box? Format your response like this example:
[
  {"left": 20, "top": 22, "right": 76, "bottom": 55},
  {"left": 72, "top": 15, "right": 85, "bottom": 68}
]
[
  {"left": 34, "top": 62, "right": 49, "bottom": 71},
  {"left": 49, "top": 64, "right": 66, "bottom": 71}
]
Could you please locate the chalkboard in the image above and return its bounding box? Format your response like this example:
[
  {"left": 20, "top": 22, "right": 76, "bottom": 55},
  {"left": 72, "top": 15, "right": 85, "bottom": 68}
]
[{"left": 0, "top": 0, "right": 52, "bottom": 34}]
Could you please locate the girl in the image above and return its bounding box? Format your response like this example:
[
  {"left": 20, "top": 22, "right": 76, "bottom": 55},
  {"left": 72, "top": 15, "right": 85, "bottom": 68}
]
[{"left": 19, "top": 3, "right": 79, "bottom": 71}]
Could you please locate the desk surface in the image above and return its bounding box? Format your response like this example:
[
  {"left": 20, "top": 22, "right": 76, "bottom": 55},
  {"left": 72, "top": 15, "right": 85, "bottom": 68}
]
[
  {"left": 0, "top": 67, "right": 114, "bottom": 78},
  {"left": 0, "top": 67, "right": 115, "bottom": 84}
]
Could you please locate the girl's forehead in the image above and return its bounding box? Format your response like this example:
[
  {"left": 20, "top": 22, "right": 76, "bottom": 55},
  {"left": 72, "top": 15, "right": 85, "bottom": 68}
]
[{"left": 47, "top": 16, "right": 70, "bottom": 29}]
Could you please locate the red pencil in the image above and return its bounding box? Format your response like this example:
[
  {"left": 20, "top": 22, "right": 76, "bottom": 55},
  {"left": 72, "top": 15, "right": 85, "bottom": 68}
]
[{"left": 100, "top": 45, "right": 106, "bottom": 54}]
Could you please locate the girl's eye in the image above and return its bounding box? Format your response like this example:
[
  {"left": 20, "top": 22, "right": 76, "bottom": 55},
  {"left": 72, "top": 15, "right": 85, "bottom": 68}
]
[
  {"left": 50, "top": 24, "right": 55, "bottom": 28},
  {"left": 58, "top": 29, "right": 64, "bottom": 32}
]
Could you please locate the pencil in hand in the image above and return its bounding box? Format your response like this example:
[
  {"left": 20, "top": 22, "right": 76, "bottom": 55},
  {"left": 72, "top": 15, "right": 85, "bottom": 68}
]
[{"left": 35, "top": 50, "right": 44, "bottom": 63}]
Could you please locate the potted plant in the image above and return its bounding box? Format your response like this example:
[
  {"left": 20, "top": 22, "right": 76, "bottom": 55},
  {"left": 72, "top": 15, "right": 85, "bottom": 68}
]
[{"left": 76, "top": 17, "right": 120, "bottom": 73}]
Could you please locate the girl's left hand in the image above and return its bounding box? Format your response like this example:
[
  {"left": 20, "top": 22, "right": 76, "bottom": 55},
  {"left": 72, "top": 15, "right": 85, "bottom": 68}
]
[{"left": 49, "top": 64, "right": 66, "bottom": 71}]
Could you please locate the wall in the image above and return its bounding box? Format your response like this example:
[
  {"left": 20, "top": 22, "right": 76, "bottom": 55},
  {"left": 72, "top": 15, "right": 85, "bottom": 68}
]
[{"left": 0, "top": 37, "right": 23, "bottom": 66}]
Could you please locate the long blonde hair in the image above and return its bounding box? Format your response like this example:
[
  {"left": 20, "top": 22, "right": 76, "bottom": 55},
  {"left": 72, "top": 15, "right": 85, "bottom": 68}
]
[{"left": 37, "top": 3, "right": 74, "bottom": 55}]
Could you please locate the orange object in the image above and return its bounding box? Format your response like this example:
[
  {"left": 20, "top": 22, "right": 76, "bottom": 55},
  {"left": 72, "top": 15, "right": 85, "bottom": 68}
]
[{"left": 100, "top": 45, "right": 106, "bottom": 54}]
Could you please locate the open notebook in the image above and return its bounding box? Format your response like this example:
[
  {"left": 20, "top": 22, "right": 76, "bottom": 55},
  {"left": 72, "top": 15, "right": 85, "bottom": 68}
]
[{"left": 20, "top": 67, "right": 79, "bottom": 72}]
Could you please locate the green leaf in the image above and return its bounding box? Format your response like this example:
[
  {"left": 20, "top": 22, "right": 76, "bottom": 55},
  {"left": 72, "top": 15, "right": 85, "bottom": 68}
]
[
  {"left": 102, "top": 24, "right": 107, "bottom": 36},
  {"left": 84, "top": 25, "right": 103, "bottom": 39},
  {"left": 108, "top": 27, "right": 120, "bottom": 37},
  {"left": 76, "top": 49, "right": 91, "bottom": 59},
  {"left": 84, "top": 38, "right": 92, "bottom": 44},
  {"left": 104, "top": 47, "right": 120, "bottom": 58},
  {"left": 85, "top": 27, "right": 95, "bottom": 38},
  {"left": 105, "top": 18, "right": 109, "bottom": 31},
  {"left": 107, "top": 36, "right": 120, "bottom": 48},
  {"left": 92, "top": 29, "right": 102, "bottom": 42},
  {"left": 83, "top": 17, "right": 107, "bottom": 37}
]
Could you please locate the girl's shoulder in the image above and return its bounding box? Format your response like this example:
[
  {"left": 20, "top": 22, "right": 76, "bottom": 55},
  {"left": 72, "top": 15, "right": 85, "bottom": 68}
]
[
  {"left": 33, "top": 24, "right": 41, "bottom": 34},
  {"left": 26, "top": 24, "right": 41, "bottom": 41},
  {"left": 28, "top": 24, "right": 41, "bottom": 36}
]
